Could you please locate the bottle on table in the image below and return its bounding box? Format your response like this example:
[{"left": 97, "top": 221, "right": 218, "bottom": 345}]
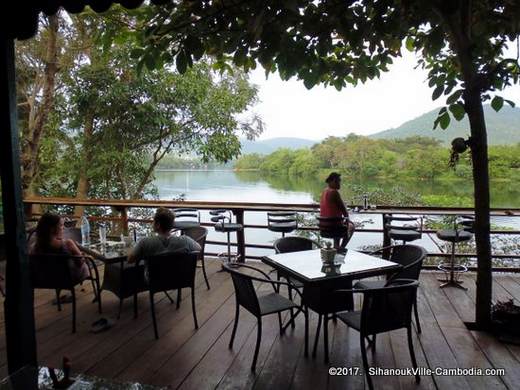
[
  {"left": 99, "top": 223, "right": 107, "bottom": 245},
  {"left": 80, "top": 216, "right": 90, "bottom": 246},
  {"left": 363, "top": 194, "right": 369, "bottom": 210}
]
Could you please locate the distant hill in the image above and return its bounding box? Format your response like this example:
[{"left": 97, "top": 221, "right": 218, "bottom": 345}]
[
  {"left": 370, "top": 105, "right": 520, "bottom": 145},
  {"left": 240, "top": 137, "right": 317, "bottom": 154}
]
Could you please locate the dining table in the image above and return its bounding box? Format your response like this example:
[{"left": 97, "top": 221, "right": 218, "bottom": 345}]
[
  {"left": 78, "top": 240, "right": 146, "bottom": 318},
  {"left": 261, "top": 248, "right": 402, "bottom": 362}
]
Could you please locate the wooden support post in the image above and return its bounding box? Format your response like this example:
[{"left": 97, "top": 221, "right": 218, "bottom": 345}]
[
  {"left": 0, "top": 37, "right": 37, "bottom": 373},
  {"left": 382, "top": 214, "right": 391, "bottom": 260},
  {"left": 234, "top": 209, "right": 246, "bottom": 262}
]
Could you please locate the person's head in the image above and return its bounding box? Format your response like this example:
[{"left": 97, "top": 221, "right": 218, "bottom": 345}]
[
  {"left": 153, "top": 207, "right": 175, "bottom": 234},
  {"left": 325, "top": 172, "right": 341, "bottom": 189},
  {"left": 35, "top": 212, "right": 64, "bottom": 251}
]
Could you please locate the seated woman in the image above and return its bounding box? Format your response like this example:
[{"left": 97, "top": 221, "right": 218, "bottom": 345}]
[
  {"left": 319, "top": 172, "right": 355, "bottom": 249},
  {"left": 29, "top": 212, "right": 90, "bottom": 281}
]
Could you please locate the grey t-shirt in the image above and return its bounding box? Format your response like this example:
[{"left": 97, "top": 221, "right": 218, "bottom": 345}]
[{"left": 132, "top": 234, "right": 201, "bottom": 262}]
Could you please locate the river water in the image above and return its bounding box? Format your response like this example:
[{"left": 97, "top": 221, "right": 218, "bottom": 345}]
[{"left": 154, "top": 170, "right": 520, "bottom": 263}]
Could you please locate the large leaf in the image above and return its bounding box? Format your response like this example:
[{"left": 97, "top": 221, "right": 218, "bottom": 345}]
[
  {"left": 449, "top": 103, "right": 465, "bottom": 121},
  {"left": 491, "top": 96, "right": 504, "bottom": 112},
  {"left": 432, "top": 85, "right": 444, "bottom": 101}
]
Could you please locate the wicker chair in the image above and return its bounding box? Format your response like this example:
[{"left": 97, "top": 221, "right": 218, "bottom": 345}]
[
  {"left": 336, "top": 279, "right": 421, "bottom": 390},
  {"left": 29, "top": 253, "right": 101, "bottom": 333},
  {"left": 143, "top": 251, "right": 199, "bottom": 339},
  {"left": 183, "top": 226, "right": 210, "bottom": 290},
  {"left": 354, "top": 244, "right": 426, "bottom": 333},
  {"left": 223, "top": 263, "right": 308, "bottom": 371}
]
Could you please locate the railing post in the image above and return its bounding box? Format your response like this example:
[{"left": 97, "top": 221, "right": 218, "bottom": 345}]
[
  {"left": 382, "top": 213, "right": 391, "bottom": 260},
  {"left": 119, "top": 206, "right": 129, "bottom": 235},
  {"left": 234, "top": 209, "right": 246, "bottom": 262}
]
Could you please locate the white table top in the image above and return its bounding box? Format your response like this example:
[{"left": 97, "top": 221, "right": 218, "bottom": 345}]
[{"left": 262, "top": 249, "right": 400, "bottom": 282}]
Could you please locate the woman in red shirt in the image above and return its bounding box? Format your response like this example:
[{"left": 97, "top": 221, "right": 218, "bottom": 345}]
[{"left": 319, "top": 172, "right": 355, "bottom": 248}]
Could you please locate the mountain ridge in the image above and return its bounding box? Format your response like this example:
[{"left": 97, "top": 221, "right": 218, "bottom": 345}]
[
  {"left": 240, "top": 137, "right": 317, "bottom": 154},
  {"left": 369, "top": 105, "right": 520, "bottom": 145}
]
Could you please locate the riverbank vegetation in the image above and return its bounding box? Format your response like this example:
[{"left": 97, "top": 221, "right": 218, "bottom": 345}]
[{"left": 234, "top": 134, "right": 520, "bottom": 182}]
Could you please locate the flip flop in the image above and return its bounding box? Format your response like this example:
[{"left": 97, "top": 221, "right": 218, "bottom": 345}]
[
  {"left": 51, "top": 295, "right": 73, "bottom": 305},
  {"left": 90, "top": 318, "right": 113, "bottom": 333}
]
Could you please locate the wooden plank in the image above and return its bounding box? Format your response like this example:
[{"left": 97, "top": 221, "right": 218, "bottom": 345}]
[
  {"left": 215, "top": 307, "right": 287, "bottom": 389},
  {"left": 251, "top": 312, "right": 305, "bottom": 389},
  {"left": 470, "top": 330, "right": 520, "bottom": 390},
  {"left": 494, "top": 275, "right": 520, "bottom": 302},
  {"left": 283, "top": 312, "right": 329, "bottom": 390},
  {"left": 48, "top": 261, "right": 222, "bottom": 373},
  {"left": 388, "top": 329, "right": 437, "bottom": 390},
  {"left": 419, "top": 273, "right": 466, "bottom": 329},
  {"left": 416, "top": 275, "right": 472, "bottom": 390},
  {"left": 96, "top": 269, "right": 233, "bottom": 380},
  {"left": 441, "top": 327, "right": 506, "bottom": 390},
  {"left": 146, "top": 295, "right": 236, "bottom": 387},
  {"left": 178, "top": 309, "right": 257, "bottom": 390}
]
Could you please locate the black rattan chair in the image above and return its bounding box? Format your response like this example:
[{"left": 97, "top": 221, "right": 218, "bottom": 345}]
[
  {"left": 336, "top": 279, "right": 421, "bottom": 390},
  {"left": 183, "top": 226, "right": 210, "bottom": 290},
  {"left": 102, "top": 259, "right": 147, "bottom": 319},
  {"left": 29, "top": 253, "right": 102, "bottom": 333},
  {"left": 223, "top": 263, "right": 308, "bottom": 371},
  {"left": 143, "top": 251, "right": 199, "bottom": 339},
  {"left": 354, "top": 244, "right": 427, "bottom": 333}
]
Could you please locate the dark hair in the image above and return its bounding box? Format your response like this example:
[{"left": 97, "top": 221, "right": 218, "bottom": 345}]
[
  {"left": 325, "top": 172, "right": 341, "bottom": 184},
  {"left": 35, "top": 212, "right": 62, "bottom": 252},
  {"left": 153, "top": 208, "right": 175, "bottom": 232}
]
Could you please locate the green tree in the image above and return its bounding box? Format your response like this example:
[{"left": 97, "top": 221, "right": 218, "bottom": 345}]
[{"left": 141, "top": 0, "right": 520, "bottom": 327}]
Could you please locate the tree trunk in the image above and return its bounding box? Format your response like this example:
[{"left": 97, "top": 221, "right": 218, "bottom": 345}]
[
  {"left": 74, "top": 112, "right": 94, "bottom": 220},
  {"left": 465, "top": 86, "right": 493, "bottom": 328},
  {"left": 20, "top": 14, "right": 59, "bottom": 196}
]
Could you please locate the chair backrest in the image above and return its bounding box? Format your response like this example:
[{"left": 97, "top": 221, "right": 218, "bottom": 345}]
[
  {"left": 361, "top": 279, "right": 418, "bottom": 334},
  {"left": 389, "top": 245, "right": 427, "bottom": 281},
  {"left": 29, "top": 253, "right": 77, "bottom": 290},
  {"left": 225, "top": 265, "right": 261, "bottom": 316},
  {"left": 273, "top": 236, "right": 315, "bottom": 254},
  {"left": 183, "top": 226, "right": 208, "bottom": 258},
  {"left": 268, "top": 211, "right": 297, "bottom": 226},
  {"left": 145, "top": 251, "right": 198, "bottom": 293},
  {"left": 173, "top": 208, "right": 200, "bottom": 222}
]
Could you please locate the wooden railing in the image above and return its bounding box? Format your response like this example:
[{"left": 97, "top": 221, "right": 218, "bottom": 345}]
[{"left": 24, "top": 196, "right": 520, "bottom": 271}]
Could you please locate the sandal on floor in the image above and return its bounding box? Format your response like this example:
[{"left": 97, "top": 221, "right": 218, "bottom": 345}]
[
  {"left": 51, "top": 295, "right": 74, "bottom": 305},
  {"left": 90, "top": 318, "right": 114, "bottom": 333}
]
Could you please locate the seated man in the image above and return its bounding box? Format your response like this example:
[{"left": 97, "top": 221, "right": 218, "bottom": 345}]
[
  {"left": 128, "top": 207, "right": 201, "bottom": 264},
  {"left": 319, "top": 172, "right": 355, "bottom": 249}
]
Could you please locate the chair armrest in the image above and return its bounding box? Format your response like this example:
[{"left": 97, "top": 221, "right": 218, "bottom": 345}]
[
  {"left": 337, "top": 278, "right": 419, "bottom": 294},
  {"left": 223, "top": 263, "right": 304, "bottom": 300}
]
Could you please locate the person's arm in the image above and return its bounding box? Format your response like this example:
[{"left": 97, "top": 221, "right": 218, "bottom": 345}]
[
  {"left": 183, "top": 236, "right": 201, "bottom": 252},
  {"left": 128, "top": 240, "right": 144, "bottom": 264},
  {"left": 64, "top": 239, "right": 82, "bottom": 256},
  {"left": 331, "top": 190, "right": 349, "bottom": 218}
]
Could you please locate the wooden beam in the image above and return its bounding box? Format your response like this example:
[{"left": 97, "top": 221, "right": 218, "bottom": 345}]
[{"left": 0, "top": 37, "right": 37, "bottom": 373}]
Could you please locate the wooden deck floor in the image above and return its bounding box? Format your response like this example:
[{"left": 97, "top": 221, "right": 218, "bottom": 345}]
[{"left": 1, "top": 260, "right": 520, "bottom": 389}]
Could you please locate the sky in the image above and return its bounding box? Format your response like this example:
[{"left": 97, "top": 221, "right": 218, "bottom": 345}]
[{"left": 246, "top": 50, "right": 520, "bottom": 141}]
